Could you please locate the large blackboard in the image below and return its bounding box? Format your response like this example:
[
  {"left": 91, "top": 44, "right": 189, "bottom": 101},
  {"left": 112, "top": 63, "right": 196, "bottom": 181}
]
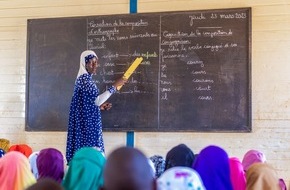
[{"left": 26, "top": 7, "right": 251, "bottom": 132}]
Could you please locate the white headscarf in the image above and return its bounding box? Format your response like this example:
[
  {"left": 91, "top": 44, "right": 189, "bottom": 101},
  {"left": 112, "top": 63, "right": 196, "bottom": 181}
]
[
  {"left": 77, "top": 50, "right": 98, "bottom": 79},
  {"left": 28, "top": 151, "right": 39, "bottom": 179},
  {"left": 157, "top": 167, "right": 206, "bottom": 190}
]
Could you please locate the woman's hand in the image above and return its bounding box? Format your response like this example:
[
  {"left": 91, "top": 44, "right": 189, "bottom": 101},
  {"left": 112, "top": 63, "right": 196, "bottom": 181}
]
[{"left": 100, "top": 102, "right": 112, "bottom": 111}]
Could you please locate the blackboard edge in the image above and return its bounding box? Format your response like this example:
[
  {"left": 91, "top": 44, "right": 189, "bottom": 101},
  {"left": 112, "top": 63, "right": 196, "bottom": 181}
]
[
  {"left": 26, "top": 7, "right": 253, "bottom": 22},
  {"left": 25, "top": 19, "right": 31, "bottom": 132},
  {"left": 248, "top": 7, "right": 253, "bottom": 133}
]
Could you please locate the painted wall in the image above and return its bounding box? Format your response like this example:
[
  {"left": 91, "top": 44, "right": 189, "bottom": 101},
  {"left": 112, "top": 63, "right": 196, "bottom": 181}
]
[{"left": 0, "top": 0, "right": 289, "bottom": 186}]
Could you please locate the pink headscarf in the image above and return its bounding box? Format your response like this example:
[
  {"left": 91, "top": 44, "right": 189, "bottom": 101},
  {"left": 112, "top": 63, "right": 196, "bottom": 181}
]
[
  {"left": 0, "top": 151, "right": 36, "bottom": 190},
  {"left": 242, "top": 150, "right": 266, "bottom": 171},
  {"left": 229, "top": 157, "right": 246, "bottom": 190}
]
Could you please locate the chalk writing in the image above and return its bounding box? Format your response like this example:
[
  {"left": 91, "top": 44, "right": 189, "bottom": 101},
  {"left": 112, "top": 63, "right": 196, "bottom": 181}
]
[
  {"left": 202, "top": 29, "right": 233, "bottom": 38},
  {"left": 88, "top": 28, "right": 119, "bottom": 37},
  {"left": 198, "top": 96, "right": 213, "bottom": 101},
  {"left": 26, "top": 7, "right": 250, "bottom": 132},
  {"left": 86, "top": 8, "right": 249, "bottom": 112},
  {"left": 88, "top": 19, "right": 149, "bottom": 29},
  {"left": 219, "top": 13, "right": 247, "bottom": 19},
  {"left": 189, "top": 14, "right": 206, "bottom": 26},
  {"left": 191, "top": 70, "right": 206, "bottom": 75}
]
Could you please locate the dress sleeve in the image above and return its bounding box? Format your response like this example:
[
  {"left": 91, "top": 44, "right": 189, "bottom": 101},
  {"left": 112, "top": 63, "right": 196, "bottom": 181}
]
[{"left": 95, "top": 86, "right": 117, "bottom": 106}]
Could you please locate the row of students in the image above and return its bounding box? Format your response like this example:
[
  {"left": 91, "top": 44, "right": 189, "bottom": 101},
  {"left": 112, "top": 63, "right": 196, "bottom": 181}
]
[
  {"left": 0, "top": 143, "right": 287, "bottom": 190},
  {"left": 148, "top": 144, "right": 287, "bottom": 190}
]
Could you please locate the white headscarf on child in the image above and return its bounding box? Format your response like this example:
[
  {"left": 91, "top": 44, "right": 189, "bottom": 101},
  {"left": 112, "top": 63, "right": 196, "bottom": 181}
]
[
  {"left": 28, "top": 151, "right": 39, "bottom": 179},
  {"left": 157, "top": 167, "right": 206, "bottom": 190}
]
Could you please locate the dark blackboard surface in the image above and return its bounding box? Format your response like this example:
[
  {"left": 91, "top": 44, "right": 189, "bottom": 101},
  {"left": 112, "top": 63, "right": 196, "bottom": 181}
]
[{"left": 26, "top": 7, "right": 251, "bottom": 132}]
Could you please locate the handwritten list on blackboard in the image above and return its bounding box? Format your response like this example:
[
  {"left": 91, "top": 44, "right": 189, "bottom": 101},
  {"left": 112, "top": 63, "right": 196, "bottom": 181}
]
[{"left": 26, "top": 8, "right": 251, "bottom": 132}]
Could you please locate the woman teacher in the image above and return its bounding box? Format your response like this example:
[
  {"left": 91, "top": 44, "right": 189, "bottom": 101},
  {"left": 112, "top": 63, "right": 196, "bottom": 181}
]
[{"left": 66, "top": 50, "right": 126, "bottom": 163}]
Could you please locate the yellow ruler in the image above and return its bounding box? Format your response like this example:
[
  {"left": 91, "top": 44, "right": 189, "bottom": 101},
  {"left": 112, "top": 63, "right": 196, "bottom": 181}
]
[{"left": 117, "top": 57, "right": 143, "bottom": 90}]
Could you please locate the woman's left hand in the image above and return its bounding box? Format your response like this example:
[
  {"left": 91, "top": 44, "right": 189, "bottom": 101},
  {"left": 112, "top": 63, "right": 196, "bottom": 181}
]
[{"left": 100, "top": 102, "right": 112, "bottom": 111}]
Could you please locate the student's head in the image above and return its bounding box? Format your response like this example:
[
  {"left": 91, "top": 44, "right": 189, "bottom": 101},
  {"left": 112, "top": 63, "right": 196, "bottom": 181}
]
[
  {"left": 242, "top": 149, "right": 266, "bottom": 171},
  {"left": 0, "top": 148, "right": 5, "bottom": 157},
  {"left": 229, "top": 157, "right": 246, "bottom": 190},
  {"left": 165, "top": 144, "right": 195, "bottom": 170},
  {"left": 0, "top": 151, "right": 36, "bottom": 190},
  {"left": 149, "top": 155, "right": 166, "bottom": 178},
  {"left": 102, "top": 146, "right": 156, "bottom": 190},
  {"left": 192, "top": 145, "right": 233, "bottom": 190},
  {"left": 62, "top": 147, "right": 106, "bottom": 190},
  {"left": 26, "top": 178, "right": 64, "bottom": 190},
  {"left": 0, "top": 138, "right": 10, "bottom": 152},
  {"left": 37, "top": 148, "right": 64, "bottom": 183},
  {"left": 8, "top": 144, "right": 33, "bottom": 158},
  {"left": 246, "top": 163, "right": 280, "bottom": 190},
  {"left": 28, "top": 151, "right": 39, "bottom": 179},
  {"left": 157, "top": 167, "right": 206, "bottom": 190}
]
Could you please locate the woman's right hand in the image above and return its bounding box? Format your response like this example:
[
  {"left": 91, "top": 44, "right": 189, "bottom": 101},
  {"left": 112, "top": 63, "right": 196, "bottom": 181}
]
[{"left": 112, "top": 77, "right": 127, "bottom": 89}]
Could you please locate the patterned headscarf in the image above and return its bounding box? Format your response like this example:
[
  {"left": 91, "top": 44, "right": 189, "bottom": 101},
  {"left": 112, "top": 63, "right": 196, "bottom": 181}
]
[
  {"left": 77, "top": 50, "right": 98, "bottom": 78},
  {"left": 28, "top": 151, "right": 40, "bottom": 179},
  {"left": 37, "top": 148, "right": 65, "bottom": 183},
  {"left": 157, "top": 167, "right": 206, "bottom": 190},
  {"left": 246, "top": 163, "right": 280, "bottom": 190},
  {"left": 229, "top": 157, "right": 246, "bottom": 190},
  {"left": 0, "top": 148, "right": 5, "bottom": 158},
  {"left": 192, "top": 145, "right": 233, "bottom": 190},
  {"left": 149, "top": 155, "right": 166, "bottom": 178},
  {"left": 85, "top": 54, "right": 97, "bottom": 64},
  {"left": 0, "top": 151, "right": 36, "bottom": 190},
  {"left": 242, "top": 149, "right": 266, "bottom": 171},
  {"left": 165, "top": 144, "right": 195, "bottom": 170},
  {"left": 8, "top": 144, "right": 33, "bottom": 158},
  {"left": 62, "top": 147, "right": 106, "bottom": 190}
]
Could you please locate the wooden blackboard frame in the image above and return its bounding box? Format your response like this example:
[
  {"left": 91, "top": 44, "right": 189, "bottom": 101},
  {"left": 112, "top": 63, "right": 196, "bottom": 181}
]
[{"left": 26, "top": 7, "right": 252, "bottom": 132}]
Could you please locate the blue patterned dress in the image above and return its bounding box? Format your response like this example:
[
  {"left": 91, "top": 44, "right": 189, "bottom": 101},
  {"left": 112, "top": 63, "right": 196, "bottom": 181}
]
[{"left": 66, "top": 73, "right": 114, "bottom": 163}]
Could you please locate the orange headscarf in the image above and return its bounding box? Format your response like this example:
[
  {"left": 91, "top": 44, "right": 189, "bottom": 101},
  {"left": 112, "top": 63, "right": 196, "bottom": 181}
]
[
  {"left": 9, "top": 144, "right": 33, "bottom": 157},
  {"left": 0, "top": 151, "right": 36, "bottom": 190},
  {"left": 246, "top": 163, "right": 280, "bottom": 190}
]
